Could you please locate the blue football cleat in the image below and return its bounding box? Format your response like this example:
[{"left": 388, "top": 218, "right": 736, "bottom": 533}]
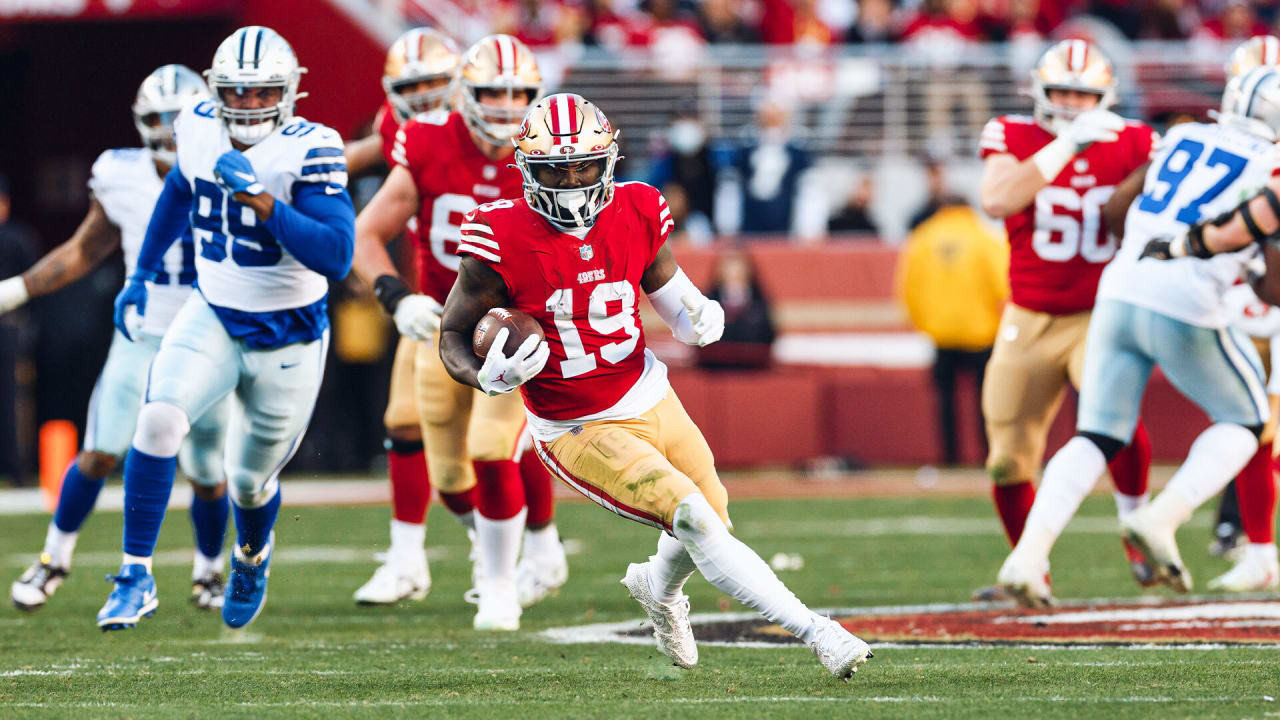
[
  {"left": 222, "top": 533, "right": 273, "bottom": 629},
  {"left": 97, "top": 563, "right": 158, "bottom": 631}
]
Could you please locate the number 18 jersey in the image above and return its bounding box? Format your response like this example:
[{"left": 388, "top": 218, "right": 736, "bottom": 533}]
[
  {"left": 458, "top": 182, "right": 674, "bottom": 441},
  {"left": 394, "top": 111, "right": 524, "bottom": 302},
  {"left": 979, "top": 114, "right": 1156, "bottom": 315}
]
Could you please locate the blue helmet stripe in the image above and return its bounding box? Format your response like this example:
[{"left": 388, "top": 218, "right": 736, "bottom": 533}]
[
  {"left": 237, "top": 28, "right": 247, "bottom": 69},
  {"left": 1244, "top": 68, "right": 1273, "bottom": 118},
  {"left": 254, "top": 27, "right": 265, "bottom": 68}
]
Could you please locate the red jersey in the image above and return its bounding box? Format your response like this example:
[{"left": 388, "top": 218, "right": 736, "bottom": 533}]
[
  {"left": 393, "top": 111, "right": 524, "bottom": 301},
  {"left": 458, "top": 182, "right": 673, "bottom": 421},
  {"left": 979, "top": 114, "right": 1156, "bottom": 315},
  {"left": 374, "top": 101, "right": 400, "bottom": 168}
]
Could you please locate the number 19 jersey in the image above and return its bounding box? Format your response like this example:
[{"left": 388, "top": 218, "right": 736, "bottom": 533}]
[
  {"left": 458, "top": 182, "right": 674, "bottom": 441},
  {"left": 979, "top": 114, "right": 1156, "bottom": 315},
  {"left": 393, "top": 111, "right": 524, "bottom": 302}
]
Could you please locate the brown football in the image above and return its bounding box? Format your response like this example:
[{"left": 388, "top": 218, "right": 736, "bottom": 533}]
[{"left": 473, "top": 307, "right": 545, "bottom": 358}]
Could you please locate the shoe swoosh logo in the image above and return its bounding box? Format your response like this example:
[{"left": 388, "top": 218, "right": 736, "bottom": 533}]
[{"left": 280, "top": 362, "right": 300, "bottom": 369}]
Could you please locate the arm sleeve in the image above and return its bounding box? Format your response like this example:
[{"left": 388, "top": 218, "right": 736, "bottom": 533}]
[
  {"left": 136, "top": 165, "right": 193, "bottom": 278},
  {"left": 647, "top": 267, "right": 703, "bottom": 345},
  {"left": 263, "top": 183, "right": 356, "bottom": 282}
]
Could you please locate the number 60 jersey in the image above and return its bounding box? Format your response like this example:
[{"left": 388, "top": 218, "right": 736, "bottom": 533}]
[
  {"left": 458, "top": 182, "right": 673, "bottom": 441},
  {"left": 979, "top": 114, "right": 1156, "bottom": 314}
]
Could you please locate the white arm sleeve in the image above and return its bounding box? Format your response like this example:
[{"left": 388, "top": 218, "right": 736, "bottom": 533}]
[{"left": 647, "top": 267, "right": 704, "bottom": 345}]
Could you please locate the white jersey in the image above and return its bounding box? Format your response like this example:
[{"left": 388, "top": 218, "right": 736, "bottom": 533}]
[
  {"left": 87, "top": 147, "right": 195, "bottom": 335},
  {"left": 1099, "top": 121, "right": 1280, "bottom": 328},
  {"left": 173, "top": 98, "right": 346, "bottom": 313}
]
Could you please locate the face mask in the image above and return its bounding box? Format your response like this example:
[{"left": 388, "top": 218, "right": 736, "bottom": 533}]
[{"left": 669, "top": 121, "right": 705, "bottom": 154}]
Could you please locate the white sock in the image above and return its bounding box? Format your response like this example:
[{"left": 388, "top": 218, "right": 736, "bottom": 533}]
[
  {"left": 455, "top": 509, "right": 476, "bottom": 531},
  {"left": 42, "top": 524, "right": 77, "bottom": 569},
  {"left": 1014, "top": 436, "right": 1107, "bottom": 564},
  {"left": 524, "top": 524, "right": 560, "bottom": 558},
  {"left": 192, "top": 551, "right": 224, "bottom": 580},
  {"left": 672, "top": 494, "right": 821, "bottom": 644},
  {"left": 1161, "top": 423, "right": 1258, "bottom": 519},
  {"left": 647, "top": 531, "right": 697, "bottom": 604},
  {"left": 1113, "top": 491, "right": 1148, "bottom": 521},
  {"left": 476, "top": 507, "right": 526, "bottom": 583},
  {"left": 1247, "top": 542, "right": 1279, "bottom": 561},
  {"left": 122, "top": 553, "right": 153, "bottom": 573},
  {"left": 390, "top": 519, "right": 427, "bottom": 561}
]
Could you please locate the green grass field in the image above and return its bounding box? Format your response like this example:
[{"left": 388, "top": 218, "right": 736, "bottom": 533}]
[{"left": 3, "top": 489, "right": 1279, "bottom": 718}]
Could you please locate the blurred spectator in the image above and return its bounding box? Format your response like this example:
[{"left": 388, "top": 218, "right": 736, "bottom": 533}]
[
  {"left": 903, "top": 0, "right": 992, "bottom": 156},
  {"left": 719, "top": 101, "right": 826, "bottom": 240},
  {"left": 649, "top": 106, "right": 719, "bottom": 244},
  {"left": 1143, "top": 0, "right": 1201, "bottom": 39},
  {"left": 827, "top": 174, "right": 881, "bottom": 235},
  {"left": 896, "top": 198, "right": 1009, "bottom": 465},
  {"left": 1194, "top": 0, "right": 1270, "bottom": 41},
  {"left": 696, "top": 248, "right": 776, "bottom": 370},
  {"left": 847, "top": 0, "right": 897, "bottom": 43},
  {"left": 907, "top": 159, "right": 967, "bottom": 230},
  {"left": 0, "top": 173, "right": 37, "bottom": 485},
  {"left": 700, "top": 0, "right": 763, "bottom": 43},
  {"left": 759, "top": 0, "right": 839, "bottom": 46}
]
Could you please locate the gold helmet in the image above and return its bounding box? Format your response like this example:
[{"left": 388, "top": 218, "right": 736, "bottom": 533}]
[
  {"left": 1226, "top": 35, "right": 1280, "bottom": 79},
  {"left": 382, "top": 27, "right": 460, "bottom": 121},
  {"left": 1030, "top": 39, "right": 1116, "bottom": 133},
  {"left": 457, "top": 34, "right": 543, "bottom": 146},
  {"left": 514, "top": 93, "right": 620, "bottom": 228}
]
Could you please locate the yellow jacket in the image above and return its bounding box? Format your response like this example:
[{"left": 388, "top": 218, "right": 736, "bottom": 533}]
[{"left": 896, "top": 205, "right": 1010, "bottom": 351}]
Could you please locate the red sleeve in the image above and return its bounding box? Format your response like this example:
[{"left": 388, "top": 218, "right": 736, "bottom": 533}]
[
  {"left": 1128, "top": 122, "right": 1158, "bottom": 164},
  {"left": 391, "top": 119, "right": 432, "bottom": 175},
  {"left": 456, "top": 207, "right": 512, "bottom": 294},
  {"left": 978, "top": 117, "right": 1010, "bottom": 159}
]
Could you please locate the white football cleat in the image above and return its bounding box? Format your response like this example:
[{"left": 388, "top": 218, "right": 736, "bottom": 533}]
[
  {"left": 1208, "top": 545, "right": 1280, "bottom": 592},
  {"left": 353, "top": 551, "right": 430, "bottom": 605},
  {"left": 11, "top": 554, "right": 68, "bottom": 611},
  {"left": 472, "top": 577, "right": 521, "bottom": 631},
  {"left": 1122, "top": 504, "right": 1192, "bottom": 593},
  {"left": 516, "top": 542, "right": 569, "bottom": 608},
  {"left": 808, "top": 616, "right": 873, "bottom": 680},
  {"left": 996, "top": 552, "right": 1054, "bottom": 609},
  {"left": 620, "top": 562, "right": 697, "bottom": 669}
]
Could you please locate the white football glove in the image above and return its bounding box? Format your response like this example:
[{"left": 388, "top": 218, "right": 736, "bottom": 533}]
[
  {"left": 392, "top": 294, "right": 443, "bottom": 343},
  {"left": 681, "top": 295, "right": 725, "bottom": 347},
  {"left": 0, "top": 277, "right": 29, "bottom": 315},
  {"left": 477, "top": 328, "right": 550, "bottom": 396},
  {"left": 1059, "top": 109, "right": 1125, "bottom": 152}
]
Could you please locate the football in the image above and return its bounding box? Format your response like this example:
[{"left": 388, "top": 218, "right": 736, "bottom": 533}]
[{"left": 473, "top": 307, "right": 545, "bottom": 358}]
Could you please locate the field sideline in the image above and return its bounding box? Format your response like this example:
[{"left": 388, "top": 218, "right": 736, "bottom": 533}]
[{"left": 3, "top": 470, "right": 1279, "bottom": 719}]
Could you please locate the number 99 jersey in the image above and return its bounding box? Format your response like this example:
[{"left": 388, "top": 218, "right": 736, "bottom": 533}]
[
  {"left": 979, "top": 114, "right": 1156, "bottom": 315},
  {"left": 174, "top": 98, "right": 347, "bottom": 314},
  {"left": 458, "top": 182, "right": 674, "bottom": 441},
  {"left": 393, "top": 110, "right": 524, "bottom": 302}
]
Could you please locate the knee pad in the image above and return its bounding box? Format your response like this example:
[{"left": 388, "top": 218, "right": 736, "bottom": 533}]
[
  {"left": 228, "top": 473, "right": 279, "bottom": 509},
  {"left": 1079, "top": 431, "right": 1125, "bottom": 462},
  {"left": 132, "top": 402, "right": 190, "bottom": 458},
  {"left": 671, "top": 493, "right": 729, "bottom": 544}
]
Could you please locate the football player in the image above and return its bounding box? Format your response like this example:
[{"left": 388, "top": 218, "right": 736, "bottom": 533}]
[
  {"left": 438, "top": 92, "right": 873, "bottom": 679},
  {"left": 5, "top": 65, "right": 231, "bottom": 613},
  {"left": 351, "top": 34, "right": 567, "bottom": 627},
  {"left": 100, "top": 26, "right": 354, "bottom": 630},
  {"left": 977, "top": 39, "right": 1156, "bottom": 602},
  {"left": 347, "top": 27, "right": 460, "bottom": 606},
  {"left": 998, "top": 67, "right": 1280, "bottom": 605}
]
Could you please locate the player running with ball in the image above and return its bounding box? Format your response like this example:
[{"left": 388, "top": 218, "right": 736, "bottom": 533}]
[{"left": 438, "top": 93, "right": 873, "bottom": 678}]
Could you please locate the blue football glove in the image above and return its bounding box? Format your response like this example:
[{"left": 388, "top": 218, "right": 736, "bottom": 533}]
[
  {"left": 214, "top": 150, "right": 266, "bottom": 197},
  {"left": 113, "top": 273, "right": 150, "bottom": 342}
]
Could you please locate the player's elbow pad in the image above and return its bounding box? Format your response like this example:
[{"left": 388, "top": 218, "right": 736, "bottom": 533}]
[{"left": 647, "top": 268, "right": 702, "bottom": 345}]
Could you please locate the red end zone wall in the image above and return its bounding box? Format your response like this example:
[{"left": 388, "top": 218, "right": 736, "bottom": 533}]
[{"left": 660, "top": 243, "right": 1213, "bottom": 467}]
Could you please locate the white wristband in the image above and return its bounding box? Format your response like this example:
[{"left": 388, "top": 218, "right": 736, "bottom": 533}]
[
  {"left": 0, "top": 276, "right": 30, "bottom": 314},
  {"left": 1031, "top": 137, "right": 1076, "bottom": 182},
  {"left": 647, "top": 268, "right": 703, "bottom": 345}
]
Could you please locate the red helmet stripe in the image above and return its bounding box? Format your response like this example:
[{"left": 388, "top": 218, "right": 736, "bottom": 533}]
[
  {"left": 495, "top": 35, "right": 515, "bottom": 77},
  {"left": 549, "top": 95, "right": 562, "bottom": 143}
]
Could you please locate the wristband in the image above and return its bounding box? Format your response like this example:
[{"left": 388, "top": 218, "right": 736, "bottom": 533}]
[
  {"left": 373, "top": 274, "right": 411, "bottom": 315},
  {"left": 1031, "top": 137, "right": 1075, "bottom": 182}
]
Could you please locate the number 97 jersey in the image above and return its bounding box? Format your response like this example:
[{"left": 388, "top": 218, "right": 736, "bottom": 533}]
[
  {"left": 979, "top": 114, "right": 1156, "bottom": 315},
  {"left": 458, "top": 182, "right": 673, "bottom": 437}
]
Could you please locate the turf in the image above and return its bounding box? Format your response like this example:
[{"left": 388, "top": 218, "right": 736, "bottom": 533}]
[{"left": 2, "top": 490, "right": 1278, "bottom": 718}]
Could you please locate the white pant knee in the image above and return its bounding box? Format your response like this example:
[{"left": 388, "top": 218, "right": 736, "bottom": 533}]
[
  {"left": 132, "top": 402, "right": 190, "bottom": 458},
  {"left": 671, "top": 493, "right": 728, "bottom": 546},
  {"left": 228, "top": 474, "right": 279, "bottom": 510}
]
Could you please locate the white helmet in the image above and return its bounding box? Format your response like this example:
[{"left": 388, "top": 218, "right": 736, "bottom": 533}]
[
  {"left": 205, "top": 26, "right": 307, "bottom": 145},
  {"left": 514, "top": 93, "right": 620, "bottom": 228},
  {"left": 1029, "top": 39, "right": 1117, "bottom": 134},
  {"left": 133, "top": 64, "right": 209, "bottom": 166},
  {"left": 1219, "top": 67, "right": 1280, "bottom": 142}
]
